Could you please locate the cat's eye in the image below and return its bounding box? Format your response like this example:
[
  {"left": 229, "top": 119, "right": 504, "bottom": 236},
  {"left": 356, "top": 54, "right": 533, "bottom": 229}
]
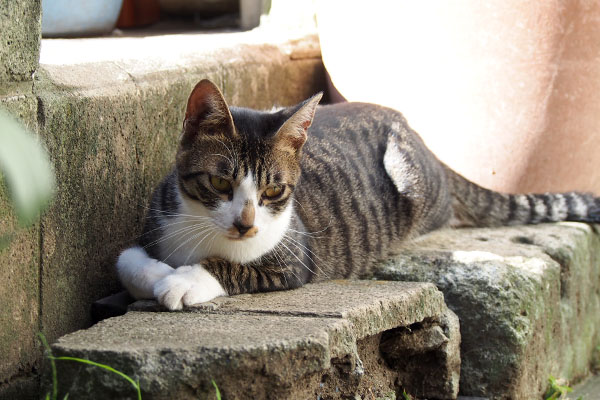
[
  {"left": 210, "top": 176, "right": 232, "bottom": 193},
  {"left": 263, "top": 185, "right": 284, "bottom": 199}
]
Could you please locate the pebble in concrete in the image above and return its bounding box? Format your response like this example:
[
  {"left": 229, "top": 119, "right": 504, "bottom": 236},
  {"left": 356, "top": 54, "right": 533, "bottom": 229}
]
[{"left": 49, "top": 281, "right": 460, "bottom": 399}]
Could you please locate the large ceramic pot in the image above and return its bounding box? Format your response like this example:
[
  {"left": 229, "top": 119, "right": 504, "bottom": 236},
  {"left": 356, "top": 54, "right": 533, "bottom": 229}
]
[{"left": 42, "top": 0, "right": 124, "bottom": 37}]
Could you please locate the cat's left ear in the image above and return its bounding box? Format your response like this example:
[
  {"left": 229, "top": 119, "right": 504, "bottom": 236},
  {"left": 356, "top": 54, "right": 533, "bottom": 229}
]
[
  {"left": 182, "top": 79, "right": 236, "bottom": 145},
  {"left": 274, "top": 92, "right": 323, "bottom": 154}
]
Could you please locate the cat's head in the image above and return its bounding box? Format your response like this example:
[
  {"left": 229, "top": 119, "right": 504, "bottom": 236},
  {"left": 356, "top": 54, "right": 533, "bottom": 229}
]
[{"left": 175, "top": 79, "right": 322, "bottom": 262}]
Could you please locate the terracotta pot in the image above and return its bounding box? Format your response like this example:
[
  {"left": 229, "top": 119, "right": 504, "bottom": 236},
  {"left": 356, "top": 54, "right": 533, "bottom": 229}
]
[
  {"left": 317, "top": 0, "right": 600, "bottom": 194},
  {"left": 117, "top": 0, "right": 160, "bottom": 28}
]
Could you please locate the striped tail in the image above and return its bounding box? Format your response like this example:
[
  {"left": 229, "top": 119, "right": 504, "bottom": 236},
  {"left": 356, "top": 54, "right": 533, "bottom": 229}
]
[{"left": 446, "top": 167, "right": 600, "bottom": 228}]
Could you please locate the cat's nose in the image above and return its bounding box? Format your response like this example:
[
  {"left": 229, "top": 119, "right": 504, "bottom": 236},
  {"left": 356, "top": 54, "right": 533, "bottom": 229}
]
[{"left": 233, "top": 220, "right": 253, "bottom": 236}]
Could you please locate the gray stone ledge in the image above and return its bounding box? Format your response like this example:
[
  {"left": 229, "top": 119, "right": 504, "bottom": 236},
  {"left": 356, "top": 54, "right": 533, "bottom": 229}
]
[
  {"left": 48, "top": 281, "right": 459, "bottom": 399},
  {"left": 375, "top": 222, "right": 600, "bottom": 399},
  {"left": 38, "top": 29, "right": 323, "bottom": 109},
  {"left": 134, "top": 280, "right": 447, "bottom": 340}
]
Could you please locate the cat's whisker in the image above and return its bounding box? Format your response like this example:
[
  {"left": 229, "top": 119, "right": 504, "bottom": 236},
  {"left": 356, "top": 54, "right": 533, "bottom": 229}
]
[
  {"left": 137, "top": 218, "right": 214, "bottom": 240},
  {"left": 145, "top": 208, "right": 213, "bottom": 220},
  {"left": 281, "top": 236, "right": 330, "bottom": 279},
  {"left": 286, "top": 228, "right": 327, "bottom": 239},
  {"left": 272, "top": 248, "right": 291, "bottom": 287},
  {"left": 282, "top": 234, "right": 330, "bottom": 277},
  {"left": 213, "top": 137, "right": 238, "bottom": 169},
  {"left": 143, "top": 222, "right": 214, "bottom": 249},
  {"left": 272, "top": 245, "right": 301, "bottom": 285},
  {"left": 205, "top": 228, "right": 219, "bottom": 256},
  {"left": 291, "top": 197, "right": 310, "bottom": 218},
  {"left": 211, "top": 153, "right": 234, "bottom": 167},
  {"left": 145, "top": 222, "right": 214, "bottom": 245},
  {"left": 184, "top": 227, "right": 217, "bottom": 264},
  {"left": 279, "top": 240, "right": 317, "bottom": 277},
  {"left": 270, "top": 245, "right": 286, "bottom": 270},
  {"left": 146, "top": 207, "right": 212, "bottom": 217},
  {"left": 162, "top": 225, "right": 216, "bottom": 264}
]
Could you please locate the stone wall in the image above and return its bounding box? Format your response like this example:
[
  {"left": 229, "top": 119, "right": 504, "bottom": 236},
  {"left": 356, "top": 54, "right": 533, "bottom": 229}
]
[{"left": 0, "top": 1, "right": 42, "bottom": 398}]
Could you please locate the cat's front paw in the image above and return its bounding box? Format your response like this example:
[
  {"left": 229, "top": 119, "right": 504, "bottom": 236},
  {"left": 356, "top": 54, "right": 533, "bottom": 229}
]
[{"left": 153, "top": 265, "right": 227, "bottom": 310}]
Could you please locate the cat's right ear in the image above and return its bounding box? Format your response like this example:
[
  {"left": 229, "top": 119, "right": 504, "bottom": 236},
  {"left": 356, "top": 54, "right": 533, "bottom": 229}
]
[
  {"left": 182, "top": 79, "right": 235, "bottom": 144},
  {"left": 274, "top": 92, "right": 323, "bottom": 155}
]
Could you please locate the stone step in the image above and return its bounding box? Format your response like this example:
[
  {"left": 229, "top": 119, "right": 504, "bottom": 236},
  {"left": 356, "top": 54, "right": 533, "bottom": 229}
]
[
  {"left": 45, "top": 222, "right": 600, "bottom": 400},
  {"left": 375, "top": 222, "right": 600, "bottom": 399},
  {"left": 571, "top": 373, "right": 600, "bottom": 399},
  {"left": 47, "top": 281, "right": 460, "bottom": 399}
]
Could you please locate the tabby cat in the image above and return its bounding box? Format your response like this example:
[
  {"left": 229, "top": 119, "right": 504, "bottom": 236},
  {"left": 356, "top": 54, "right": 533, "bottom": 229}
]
[{"left": 117, "top": 79, "right": 600, "bottom": 310}]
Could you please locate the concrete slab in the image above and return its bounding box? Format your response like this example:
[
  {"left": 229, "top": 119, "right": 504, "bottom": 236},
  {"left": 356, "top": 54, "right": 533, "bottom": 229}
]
[
  {"left": 48, "top": 281, "right": 459, "bottom": 399},
  {"left": 133, "top": 280, "right": 446, "bottom": 339},
  {"left": 375, "top": 222, "right": 600, "bottom": 399},
  {"left": 0, "top": 0, "right": 41, "bottom": 83},
  {"left": 0, "top": 95, "right": 40, "bottom": 391},
  {"left": 51, "top": 312, "right": 343, "bottom": 400},
  {"left": 571, "top": 373, "right": 600, "bottom": 399},
  {"left": 0, "top": 180, "right": 40, "bottom": 387}
]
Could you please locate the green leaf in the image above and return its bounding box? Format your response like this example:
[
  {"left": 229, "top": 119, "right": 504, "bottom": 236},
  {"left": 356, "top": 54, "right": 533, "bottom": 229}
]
[
  {"left": 0, "top": 110, "right": 55, "bottom": 226},
  {"left": 212, "top": 379, "right": 221, "bottom": 400},
  {"left": 545, "top": 375, "right": 573, "bottom": 400}
]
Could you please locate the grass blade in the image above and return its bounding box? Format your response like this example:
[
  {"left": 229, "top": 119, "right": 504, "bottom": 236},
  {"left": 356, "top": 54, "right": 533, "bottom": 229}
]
[
  {"left": 211, "top": 379, "right": 221, "bottom": 400},
  {"left": 38, "top": 333, "right": 58, "bottom": 400},
  {"left": 50, "top": 356, "right": 142, "bottom": 400}
]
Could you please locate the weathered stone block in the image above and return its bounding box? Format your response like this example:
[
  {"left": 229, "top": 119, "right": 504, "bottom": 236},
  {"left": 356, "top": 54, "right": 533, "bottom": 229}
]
[
  {"left": 0, "top": 375, "right": 39, "bottom": 400},
  {"left": 0, "top": 0, "right": 41, "bottom": 83},
  {"left": 375, "top": 223, "right": 600, "bottom": 399},
  {"left": 0, "top": 95, "right": 41, "bottom": 394},
  {"left": 0, "top": 178, "right": 39, "bottom": 389},
  {"left": 381, "top": 308, "right": 461, "bottom": 399},
  {"left": 47, "top": 281, "right": 459, "bottom": 399},
  {"left": 0, "top": 92, "right": 38, "bottom": 131}
]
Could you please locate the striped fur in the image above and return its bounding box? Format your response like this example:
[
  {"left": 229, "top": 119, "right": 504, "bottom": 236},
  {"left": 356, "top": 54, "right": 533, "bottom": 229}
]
[
  {"left": 446, "top": 168, "right": 600, "bottom": 227},
  {"left": 118, "top": 79, "right": 600, "bottom": 308}
]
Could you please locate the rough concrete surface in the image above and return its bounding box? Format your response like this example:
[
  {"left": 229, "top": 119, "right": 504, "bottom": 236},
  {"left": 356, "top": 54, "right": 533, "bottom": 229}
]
[
  {"left": 0, "top": 0, "right": 41, "bottom": 83},
  {"left": 48, "top": 281, "right": 459, "bottom": 399},
  {"left": 381, "top": 308, "right": 461, "bottom": 399},
  {"left": 571, "top": 373, "right": 600, "bottom": 399},
  {"left": 0, "top": 93, "right": 40, "bottom": 393},
  {"left": 375, "top": 223, "right": 600, "bottom": 399},
  {"left": 0, "top": 93, "right": 38, "bottom": 131},
  {"left": 189, "top": 280, "right": 447, "bottom": 339},
  {"left": 0, "top": 0, "right": 41, "bottom": 398},
  {"left": 0, "top": 180, "right": 40, "bottom": 388}
]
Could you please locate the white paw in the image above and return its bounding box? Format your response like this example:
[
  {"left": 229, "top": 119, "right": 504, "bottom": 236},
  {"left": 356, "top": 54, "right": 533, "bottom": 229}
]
[
  {"left": 117, "top": 246, "right": 175, "bottom": 299},
  {"left": 153, "top": 265, "right": 227, "bottom": 310}
]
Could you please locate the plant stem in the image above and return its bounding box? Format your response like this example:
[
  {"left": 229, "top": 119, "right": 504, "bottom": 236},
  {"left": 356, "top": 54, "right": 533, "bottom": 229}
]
[
  {"left": 50, "top": 357, "right": 142, "bottom": 400},
  {"left": 37, "top": 333, "right": 58, "bottom": 400}
]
